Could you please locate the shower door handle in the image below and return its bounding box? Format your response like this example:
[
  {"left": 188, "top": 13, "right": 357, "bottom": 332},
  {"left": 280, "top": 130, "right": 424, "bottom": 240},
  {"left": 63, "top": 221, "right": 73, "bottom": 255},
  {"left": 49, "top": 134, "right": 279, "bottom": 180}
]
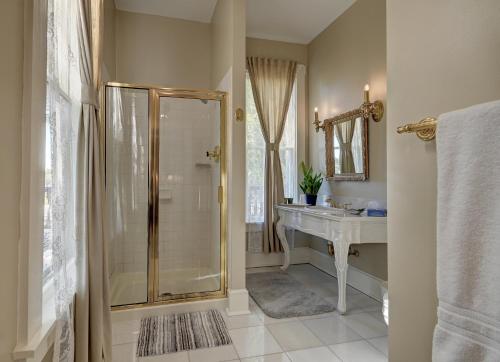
[{"left": 206, "top": 145, "right": 220, "bottom": 162}]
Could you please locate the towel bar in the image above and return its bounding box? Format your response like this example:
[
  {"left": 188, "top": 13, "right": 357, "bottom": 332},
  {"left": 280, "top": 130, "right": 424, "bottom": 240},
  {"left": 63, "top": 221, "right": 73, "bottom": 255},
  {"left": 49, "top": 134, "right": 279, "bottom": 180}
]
[{"left": 397, "top": 117, "right": 437, "bottom": 141}]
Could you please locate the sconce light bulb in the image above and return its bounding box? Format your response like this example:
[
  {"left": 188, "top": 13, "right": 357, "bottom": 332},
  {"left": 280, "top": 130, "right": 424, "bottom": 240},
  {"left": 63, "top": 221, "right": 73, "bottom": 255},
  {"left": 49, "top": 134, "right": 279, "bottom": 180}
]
[
  {"left": 314, "top": 107, "right": 319, "bottom": 124},
  {"left": 363, "top": 84, "right": 370, "bottom": 103}
]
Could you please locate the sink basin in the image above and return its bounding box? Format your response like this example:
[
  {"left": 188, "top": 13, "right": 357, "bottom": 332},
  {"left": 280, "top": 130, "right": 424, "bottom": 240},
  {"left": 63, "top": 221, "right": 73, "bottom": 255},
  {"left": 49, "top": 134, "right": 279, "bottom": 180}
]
[
  {"left": 278, "top": 204, "right": 361, "bottom": 217},
  {"left": 305, "top": 205, "right": 346, "bottom": 216},
  {"left": 278, "top": 203, "right": 308, "bottom": 208}
]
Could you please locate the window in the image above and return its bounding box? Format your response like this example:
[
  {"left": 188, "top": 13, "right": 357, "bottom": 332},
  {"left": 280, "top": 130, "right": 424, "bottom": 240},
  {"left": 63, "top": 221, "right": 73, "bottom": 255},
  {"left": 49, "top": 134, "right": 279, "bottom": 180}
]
[
  {"left": 43, "top": 0, "right": 80, "bottom": 303},
  {"left": 15, "top": 0, "right": 82, "bottom": 354},
  {"left": 245, "top": 73, "right": 298, "bottom": 223}
]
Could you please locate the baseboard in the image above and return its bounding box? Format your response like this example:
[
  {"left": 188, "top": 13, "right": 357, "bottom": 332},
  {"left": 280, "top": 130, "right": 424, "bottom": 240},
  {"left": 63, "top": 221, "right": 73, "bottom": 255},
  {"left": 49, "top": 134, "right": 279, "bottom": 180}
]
[
  {"left": 246, "top": 246, "right": 310, "bottom": 268},
  {"left": 309, "top": 248, "right": 384, "bottom": 302},
  {"left": 246, "top": 247, "right": 384, "bottom": 302},
  {"left": 226, "top": 288, "right": 250, "bottom": 316}
]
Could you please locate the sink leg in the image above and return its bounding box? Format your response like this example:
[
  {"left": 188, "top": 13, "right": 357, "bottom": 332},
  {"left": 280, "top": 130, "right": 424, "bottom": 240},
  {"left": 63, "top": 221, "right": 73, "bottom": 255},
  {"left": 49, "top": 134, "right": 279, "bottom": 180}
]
[
  {"left": 333, "top": 241, "right": 349, "bottom": 314},
  {"left": 276, "top": 218, "right": 290, "bottom": 270}
]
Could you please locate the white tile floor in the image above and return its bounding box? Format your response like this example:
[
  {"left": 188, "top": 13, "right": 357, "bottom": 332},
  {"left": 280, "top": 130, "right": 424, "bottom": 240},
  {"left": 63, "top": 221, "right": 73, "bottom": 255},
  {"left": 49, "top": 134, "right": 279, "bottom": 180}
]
[{"left": 112, "top": 264, "right": 387, "bottom": 362}]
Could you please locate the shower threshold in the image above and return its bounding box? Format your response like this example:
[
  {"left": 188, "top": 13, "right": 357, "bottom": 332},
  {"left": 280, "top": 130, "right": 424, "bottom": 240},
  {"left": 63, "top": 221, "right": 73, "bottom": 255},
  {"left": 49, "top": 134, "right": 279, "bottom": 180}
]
[{"left": 111, "top": 267, "right": 222, "bottom": 307}]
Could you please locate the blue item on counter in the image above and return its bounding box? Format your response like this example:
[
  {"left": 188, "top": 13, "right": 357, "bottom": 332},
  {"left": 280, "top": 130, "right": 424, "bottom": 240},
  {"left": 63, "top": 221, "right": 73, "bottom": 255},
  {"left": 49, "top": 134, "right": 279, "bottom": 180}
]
[{"left": 367, "top": 208, "right": 387, "bottom": 217}]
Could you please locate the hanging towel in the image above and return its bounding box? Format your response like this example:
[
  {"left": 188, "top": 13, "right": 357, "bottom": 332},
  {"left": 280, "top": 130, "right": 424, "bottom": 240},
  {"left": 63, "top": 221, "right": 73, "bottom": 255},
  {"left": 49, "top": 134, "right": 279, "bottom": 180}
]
[{"left": 433, "top": 100, "right": 500, "bottom": 361}]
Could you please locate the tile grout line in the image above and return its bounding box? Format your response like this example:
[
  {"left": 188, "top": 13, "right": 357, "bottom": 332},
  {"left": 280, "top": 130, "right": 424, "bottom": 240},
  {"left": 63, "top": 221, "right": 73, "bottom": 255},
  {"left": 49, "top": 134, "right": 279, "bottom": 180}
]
[
  {"left": 302, "top": 311, "right": 366, "bottom": 345},
  {"left": 326, "top": 344, "right": 345, "bottom": 362},
  {"left": 262, "top": 323, "right": 287, "bottom": 356},
  {"left": 265, "top": 318, "right": 347, "bottom": 357},
  {"left": 299, "top": 315, "right": 331, "bottom": 345},
  {"left": 247, "top": 299, "right": 304, "bottom": 360},
  {"left": 229, "top": 332, "right": 242, "bottom": 361},
  {"left": 329, "top": 338, "right": 388, "bottom": 361},
  {"left": 365, "top": 336, "right": 389, "bottom": 357}
]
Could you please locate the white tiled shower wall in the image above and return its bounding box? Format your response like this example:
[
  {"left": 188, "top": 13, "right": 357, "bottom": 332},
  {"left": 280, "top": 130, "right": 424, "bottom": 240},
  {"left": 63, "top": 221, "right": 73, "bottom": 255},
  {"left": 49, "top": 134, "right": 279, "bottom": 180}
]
[
  {"left": 157, "top": 98, "right": 220, "bottom": 277},
  {"left": 106, "top": 90, "right": 222, "bottom": 290}
]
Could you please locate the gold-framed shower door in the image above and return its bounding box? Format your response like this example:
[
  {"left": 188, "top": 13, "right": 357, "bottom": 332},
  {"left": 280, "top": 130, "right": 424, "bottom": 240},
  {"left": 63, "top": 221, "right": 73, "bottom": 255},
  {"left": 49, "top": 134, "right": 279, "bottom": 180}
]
[{"left": 103, "top": 81, "right": 228, "bottom": 311}]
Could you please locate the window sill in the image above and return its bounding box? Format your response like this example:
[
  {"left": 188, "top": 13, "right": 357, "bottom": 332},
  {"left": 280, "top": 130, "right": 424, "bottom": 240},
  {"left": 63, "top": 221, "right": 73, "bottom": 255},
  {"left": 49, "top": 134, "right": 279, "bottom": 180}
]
[
  {"left": 246, "top": 222, "right": 264, "bottom": 232},
  {"left": 13, "top": 318, "right": 56, "bottom": 361}
]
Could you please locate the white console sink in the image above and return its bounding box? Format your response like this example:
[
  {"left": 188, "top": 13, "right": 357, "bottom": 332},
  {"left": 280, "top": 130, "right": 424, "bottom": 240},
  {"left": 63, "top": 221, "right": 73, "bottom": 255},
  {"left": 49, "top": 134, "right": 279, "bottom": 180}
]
[{"left": 275, "top": 204, "right": 387, "bottom": 314}]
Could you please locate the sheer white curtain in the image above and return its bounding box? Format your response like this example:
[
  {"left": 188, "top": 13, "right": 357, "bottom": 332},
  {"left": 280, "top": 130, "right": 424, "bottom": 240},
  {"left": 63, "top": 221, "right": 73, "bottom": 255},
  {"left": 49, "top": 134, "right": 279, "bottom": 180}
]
[
  {"left": 45, "top": 0, "right": 110, "bottom": 360},
  {"left": 351, "top": 119, "right": 364, "bottom": 173},
  {"left": 335, "top": 120, "right": 356, "bottom": 173},
  {"left": 45, "top": 0, "right": 81, "bottom": 359},
  {"left": 46, "top": 0, "right": 110, "bottom": 360}
]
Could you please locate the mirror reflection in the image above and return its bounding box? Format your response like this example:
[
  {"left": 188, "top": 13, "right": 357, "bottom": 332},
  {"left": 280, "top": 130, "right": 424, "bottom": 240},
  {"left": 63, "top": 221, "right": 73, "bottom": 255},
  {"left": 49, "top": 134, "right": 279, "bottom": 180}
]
[{"left": 327, "top": 116, "right": 368, "bottom": 180}]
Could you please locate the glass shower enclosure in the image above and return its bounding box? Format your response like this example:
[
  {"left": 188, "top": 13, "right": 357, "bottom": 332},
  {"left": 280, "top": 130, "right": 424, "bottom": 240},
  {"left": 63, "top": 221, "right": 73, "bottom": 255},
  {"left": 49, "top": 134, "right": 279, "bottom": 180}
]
[{"left": 105, "top": 83, "right": 227, "bottom": 308}]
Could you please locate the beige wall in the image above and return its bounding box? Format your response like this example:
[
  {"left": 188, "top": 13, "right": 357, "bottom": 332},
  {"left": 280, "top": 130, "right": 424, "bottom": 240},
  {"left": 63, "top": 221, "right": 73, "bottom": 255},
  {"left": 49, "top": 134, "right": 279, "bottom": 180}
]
[
  {"left": 211, "top": 0, "right": 233, "bottom": 90},
  {"left": 0, "top": 0, "right": 24, "bottom": 360},
  {"left": 307, "top": 0, "right": 387, "bottom": 280},
  {"left": 103, "top": 0, "right": 116, "bottom": 80},
  {"left": 387, "top": 0, "right": 500, "bottom": 360},
  {"left": 115, "top": 10, "right": 212, "bottom": 88},
  {"left": 246, "top": 37, "right": 308, "bottom": 65}
]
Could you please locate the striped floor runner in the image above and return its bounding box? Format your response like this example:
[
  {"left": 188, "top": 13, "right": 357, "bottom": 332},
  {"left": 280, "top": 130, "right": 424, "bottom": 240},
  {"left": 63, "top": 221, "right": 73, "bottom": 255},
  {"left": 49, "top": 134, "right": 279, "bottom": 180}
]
[{"left": 136, "top": 309, "right": 232, "bottom": 357}]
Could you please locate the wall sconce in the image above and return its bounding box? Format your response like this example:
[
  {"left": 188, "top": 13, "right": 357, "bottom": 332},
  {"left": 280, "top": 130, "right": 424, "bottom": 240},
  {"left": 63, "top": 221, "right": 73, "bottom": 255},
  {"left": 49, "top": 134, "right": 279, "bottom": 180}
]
[
  {"left": 312, "top": 107, "right": 323, "bottom": 131},
  {"left": 313, "top": 84, "right": 384, "bottom": 132}
]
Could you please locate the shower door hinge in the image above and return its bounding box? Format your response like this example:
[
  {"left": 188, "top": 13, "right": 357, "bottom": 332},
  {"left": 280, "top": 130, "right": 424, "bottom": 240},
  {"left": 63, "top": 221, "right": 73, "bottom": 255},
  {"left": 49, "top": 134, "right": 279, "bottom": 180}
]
[{"left": 218, "top": 186, "right": 223, "bottom": 203}]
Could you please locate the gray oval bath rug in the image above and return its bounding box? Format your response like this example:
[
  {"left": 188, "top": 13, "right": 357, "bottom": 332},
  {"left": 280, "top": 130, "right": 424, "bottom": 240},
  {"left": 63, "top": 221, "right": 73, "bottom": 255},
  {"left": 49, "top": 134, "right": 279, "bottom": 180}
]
[{"left": 247, "top": 271, "right": 336, "bottom": 318}]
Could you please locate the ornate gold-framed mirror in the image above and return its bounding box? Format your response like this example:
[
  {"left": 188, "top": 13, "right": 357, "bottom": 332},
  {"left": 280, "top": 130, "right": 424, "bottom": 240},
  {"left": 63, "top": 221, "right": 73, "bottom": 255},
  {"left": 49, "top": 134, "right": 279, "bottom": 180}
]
[
  {"left": 325, "top": 116, "right": 369, "bottom": 181},
  {"left": 314, "top": 84, "right": 383, "bottom": 182}
]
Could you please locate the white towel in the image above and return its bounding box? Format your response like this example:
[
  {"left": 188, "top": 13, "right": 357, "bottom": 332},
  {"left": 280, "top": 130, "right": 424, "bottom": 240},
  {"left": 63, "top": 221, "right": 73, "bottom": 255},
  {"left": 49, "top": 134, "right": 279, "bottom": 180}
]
[{"left": 433, "top": 100, "right": 500, "bottom": 361}]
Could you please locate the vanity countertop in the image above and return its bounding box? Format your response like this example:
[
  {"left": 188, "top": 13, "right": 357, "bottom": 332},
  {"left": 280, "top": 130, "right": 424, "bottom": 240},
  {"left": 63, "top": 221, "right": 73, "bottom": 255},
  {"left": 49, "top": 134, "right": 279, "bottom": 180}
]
[{"left": 276, "top": 204, "right": 387, "bottom": 223}]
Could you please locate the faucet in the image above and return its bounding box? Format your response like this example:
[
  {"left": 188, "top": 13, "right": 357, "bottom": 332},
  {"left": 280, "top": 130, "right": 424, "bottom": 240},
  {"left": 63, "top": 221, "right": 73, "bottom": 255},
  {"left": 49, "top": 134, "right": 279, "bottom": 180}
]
[
  {"left": 325, "top": 198, "right": 337, "bottom": 208},
  {"left": 343, "top": 203, "right": 352, "bottom": 216}
]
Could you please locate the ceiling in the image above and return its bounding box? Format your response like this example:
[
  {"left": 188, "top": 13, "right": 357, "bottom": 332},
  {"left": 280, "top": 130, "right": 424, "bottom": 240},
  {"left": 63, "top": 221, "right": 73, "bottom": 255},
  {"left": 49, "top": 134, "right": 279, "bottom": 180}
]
[
  {"left": 114, "top": 0, "right": 356, "bottom": 44},
  {"left": 247, "top": 0, "right": 356, "bottom": 44},
  {"left": 114, "top": 0, "right": 218, "bottom": 23}
]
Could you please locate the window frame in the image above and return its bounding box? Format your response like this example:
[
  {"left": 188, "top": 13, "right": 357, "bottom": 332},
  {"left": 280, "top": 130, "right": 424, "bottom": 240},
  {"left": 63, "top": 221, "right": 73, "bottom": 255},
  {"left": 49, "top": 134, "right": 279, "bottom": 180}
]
[
  {"left": 279, "top": 79, "right": 299, "bottom": 203},
  {"left": 14, "top": 0, "right": 57, "bottom": 359}
]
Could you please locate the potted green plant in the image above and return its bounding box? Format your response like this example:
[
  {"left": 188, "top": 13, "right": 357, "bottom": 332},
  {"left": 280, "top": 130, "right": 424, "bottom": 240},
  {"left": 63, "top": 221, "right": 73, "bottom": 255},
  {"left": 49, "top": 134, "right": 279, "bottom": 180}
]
[{"left": 298, "top": 162, "right": 323, "bottom": 206}]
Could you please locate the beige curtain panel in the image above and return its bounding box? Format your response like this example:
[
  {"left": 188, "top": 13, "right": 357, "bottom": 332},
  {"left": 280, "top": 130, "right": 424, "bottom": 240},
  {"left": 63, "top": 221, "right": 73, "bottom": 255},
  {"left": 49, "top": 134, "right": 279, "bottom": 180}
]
[
  {"left": 75, "top": 0, "right": 112, "bottom": 361},
  {"left": 335, "top": 120, "right": 356, "bottom": 173},
  {"left": 247, "top": 57, "right": 297, "bottom": 253}
]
